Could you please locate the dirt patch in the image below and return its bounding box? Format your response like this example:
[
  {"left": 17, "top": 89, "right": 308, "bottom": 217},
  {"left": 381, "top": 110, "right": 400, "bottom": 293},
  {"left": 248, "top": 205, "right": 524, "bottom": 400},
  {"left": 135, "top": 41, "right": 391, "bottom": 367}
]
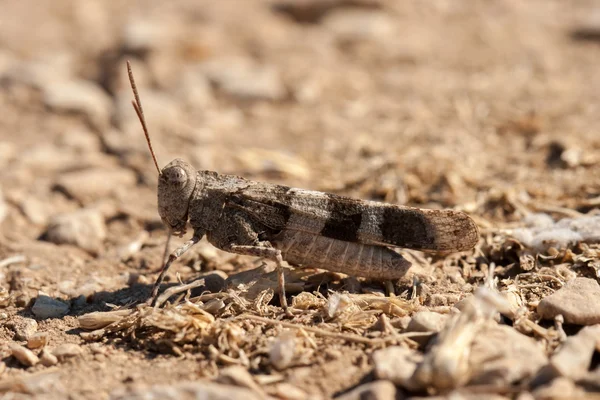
[{"left": 1, "top": 1, "right": 600, "bottom": 399}]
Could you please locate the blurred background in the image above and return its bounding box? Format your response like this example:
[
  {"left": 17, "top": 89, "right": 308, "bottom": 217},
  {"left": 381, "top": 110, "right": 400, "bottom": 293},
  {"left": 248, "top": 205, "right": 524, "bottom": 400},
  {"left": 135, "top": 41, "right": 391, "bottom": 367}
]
[{"left": 1, "top": 0, "right": 600, "bottom": 396}]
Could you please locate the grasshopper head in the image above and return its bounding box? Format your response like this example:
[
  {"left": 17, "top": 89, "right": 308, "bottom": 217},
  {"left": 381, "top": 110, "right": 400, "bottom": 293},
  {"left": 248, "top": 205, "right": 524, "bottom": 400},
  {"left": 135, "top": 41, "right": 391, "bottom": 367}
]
[{"left": 157, "top": 158, "right": 197, "bottom": 236}]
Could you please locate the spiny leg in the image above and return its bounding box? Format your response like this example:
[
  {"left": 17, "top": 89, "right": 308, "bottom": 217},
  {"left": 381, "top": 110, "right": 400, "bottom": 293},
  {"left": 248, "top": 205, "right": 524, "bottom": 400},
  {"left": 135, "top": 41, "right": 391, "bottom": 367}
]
[
  {"left": 229, "top": 245, "right": 289, "bottom": 310},
  {"left": 149, "top": 235, "right": 200, "bottom": 306},
  {"left": 161, "top": 232, "right": 172, "bottom": 266}
]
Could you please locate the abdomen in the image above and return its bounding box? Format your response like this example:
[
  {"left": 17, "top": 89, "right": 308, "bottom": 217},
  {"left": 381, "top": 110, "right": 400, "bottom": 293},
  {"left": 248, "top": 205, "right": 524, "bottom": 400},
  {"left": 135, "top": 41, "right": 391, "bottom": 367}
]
[{"left": 271, "top": 230, "right": 411, "bottom": 279}]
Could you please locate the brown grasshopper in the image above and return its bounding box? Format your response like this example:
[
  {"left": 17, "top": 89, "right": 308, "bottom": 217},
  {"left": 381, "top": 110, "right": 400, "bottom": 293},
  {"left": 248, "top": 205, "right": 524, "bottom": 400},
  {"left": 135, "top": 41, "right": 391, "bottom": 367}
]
[{"left": 126, "top": 62, "right": 479, "bottom": 309}]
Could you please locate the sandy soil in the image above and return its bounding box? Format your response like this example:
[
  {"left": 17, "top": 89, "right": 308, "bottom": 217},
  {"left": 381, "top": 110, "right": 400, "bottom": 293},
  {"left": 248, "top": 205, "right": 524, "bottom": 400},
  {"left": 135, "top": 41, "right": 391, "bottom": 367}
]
[{"left": 1, "top": 1, "right": 600, "bottom": 399}]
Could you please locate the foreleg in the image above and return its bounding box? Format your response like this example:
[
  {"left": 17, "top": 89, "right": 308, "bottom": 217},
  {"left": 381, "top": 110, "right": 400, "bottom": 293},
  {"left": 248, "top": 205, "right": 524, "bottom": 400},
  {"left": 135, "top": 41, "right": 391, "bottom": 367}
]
[{"left": 149, "top": 235, "right": 201, "bottom": 306}]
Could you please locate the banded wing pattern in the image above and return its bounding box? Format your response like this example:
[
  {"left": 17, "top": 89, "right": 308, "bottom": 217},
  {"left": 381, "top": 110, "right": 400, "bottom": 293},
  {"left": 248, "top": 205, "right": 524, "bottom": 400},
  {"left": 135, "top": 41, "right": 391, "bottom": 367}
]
[{"left": 231, "top": 184, "right": 479, "bottom": 252}]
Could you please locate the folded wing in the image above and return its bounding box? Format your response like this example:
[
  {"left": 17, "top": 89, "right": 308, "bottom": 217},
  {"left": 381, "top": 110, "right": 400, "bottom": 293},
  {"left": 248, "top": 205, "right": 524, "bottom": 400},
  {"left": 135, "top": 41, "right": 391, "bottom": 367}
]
[{"left": 232, "top": 184, "right": 478, "bottom": 252}]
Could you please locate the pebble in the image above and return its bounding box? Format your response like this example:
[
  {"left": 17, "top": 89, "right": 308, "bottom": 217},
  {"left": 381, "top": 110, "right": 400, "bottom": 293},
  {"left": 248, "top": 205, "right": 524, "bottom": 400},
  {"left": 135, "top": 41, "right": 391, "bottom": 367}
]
[
  {"left": 189, "top": 271, "right": 228, "bottom": 296},
  {"left": 548, "top": 324, "right": 600, "bottom": 380},
  {"left": 15, "top": 293, "right": 32, "bottom": 308},
  {"left": 271, "top": 383, "right": 308, "bottom": 400},
  {"left": 27, "top": 332, "right": 49, "bottom": 349},
  {"left": 334, "top": 380, "right": 396, "bottom": 400},
  {"left": 32, "top": 294, "right": 70, "bottom": 319},
  {"left": 216, "top": 366, "right": 267, "bottom": 398},
  {"left": 43, "top": 79, "right": 112, "bottom": 130},
  {"left": 57, "top": 128, "right": 102, "bottom": 153},
  {"left": 372, "top": 346, "right": 422, "bottom": 391},
  {"left": 533, "top": 377, "right": 584, "bottom": 400},
  {"left": 39, "top": 349, "right": 58, "bottom": 367},
  {"left": 537, "top": 278, "right": 600, "bottom": 325},
  {"left": 110, "top": 381, "right": 263, "bottom": 400},
  {"left": 20, "top": 197, "right": 51, "bottom": 225},
  {"left": 45, "top": 208, "right": 106, "bottom": 254},
  {"left": 269, "top": 332, "right": 297, "bottom": 370},
  {"left": 8, "top": 317, "right": 38, "bottom": 341},
  {"left": 10, "top": 343, "right": 39, "bottom": 367},
  {"left": 407, "top": 311, "right": 448, "bottom": 333},
  {"left": 323, "top": 9, "right": 395, "bottom": 43},
  {"left": 72, "top": 294, "right": 87, "bottom": 308},
  {"left": 199, "top": 57, "right": 286, "bottom": 102},
  {"left": 176, "top": 67, "right": 213, "bottom": 109},
  {"left": 52, "top": 343, "right": 83, "bottom": 361},
  {"left": 468, "top": 325, "right": 547, "bottom": 386},
  {"left": 55, "top": 167, "right": 137, "bottom": 204},
  {"left": 2, "top": 58, "right": 70, "bottom": 89},
  {"left": 122, "top": 19, "right": 166, "bottom": 54}
]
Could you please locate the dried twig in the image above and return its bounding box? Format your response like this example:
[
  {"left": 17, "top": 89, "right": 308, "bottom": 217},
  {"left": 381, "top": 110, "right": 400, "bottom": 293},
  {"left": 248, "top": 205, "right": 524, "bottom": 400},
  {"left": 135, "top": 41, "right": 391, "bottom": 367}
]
[{"left": 235, "top": 314, "right": 428, "bottom": 345}]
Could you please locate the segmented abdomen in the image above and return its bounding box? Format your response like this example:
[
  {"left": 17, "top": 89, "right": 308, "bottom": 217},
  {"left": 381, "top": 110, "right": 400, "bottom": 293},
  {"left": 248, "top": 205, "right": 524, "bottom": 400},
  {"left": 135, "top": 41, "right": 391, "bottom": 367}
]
[{"left": 272, "top": 229, "right": 411, "bottom": 279}]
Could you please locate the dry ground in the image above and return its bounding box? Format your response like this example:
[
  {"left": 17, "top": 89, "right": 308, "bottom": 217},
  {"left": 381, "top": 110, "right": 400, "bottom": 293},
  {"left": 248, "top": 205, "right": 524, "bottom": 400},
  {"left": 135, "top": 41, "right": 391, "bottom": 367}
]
[{"left": 1, "top": 1, "right": 600, "bottom": 399}]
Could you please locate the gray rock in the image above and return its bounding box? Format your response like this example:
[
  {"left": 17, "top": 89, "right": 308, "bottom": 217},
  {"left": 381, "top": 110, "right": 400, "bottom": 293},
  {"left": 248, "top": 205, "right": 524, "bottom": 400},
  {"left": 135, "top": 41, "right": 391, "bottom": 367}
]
[
  {"left": 334, "top": 380, "right": 396, "bottom": 400},
  {"left": 45, "top": 208, "right": 106, "bottom": 254},
  {"left": 538, "top": 278, "right": 600, "bottom": 325},
  {"left": 372, "top": 346, "right": 422, "bottom": 391},
  {"left": 189, "top": 271, "right": 228, "bottom": 296},
  {"left": 110, "top": 381, "right": 263, "bottom": 400},
  {"left": 32, "top": 294, "right": 70, "bottom": 319},
  {"left": 468, "top": 325, "right": 547, "bottom": 386}
]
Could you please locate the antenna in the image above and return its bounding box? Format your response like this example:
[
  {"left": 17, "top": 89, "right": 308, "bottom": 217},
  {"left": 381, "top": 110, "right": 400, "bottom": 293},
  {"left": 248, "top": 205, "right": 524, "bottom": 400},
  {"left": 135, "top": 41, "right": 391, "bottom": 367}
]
[{"left": 126, "top": 61, "right": 161, "bottom": 175}]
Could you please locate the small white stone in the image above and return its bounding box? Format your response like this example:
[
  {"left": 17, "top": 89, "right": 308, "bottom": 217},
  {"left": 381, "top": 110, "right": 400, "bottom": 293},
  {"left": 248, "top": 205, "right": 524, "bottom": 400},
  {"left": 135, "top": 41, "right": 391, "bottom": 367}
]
[
  {"left": 269, "top": 331, "right": 296, "bottom": 370},
  {"left": 407, "top": 311, "right": 448, "bottom": 333},
  {"left": 9, "top": 317, "right": 38, "bottom": 341}
]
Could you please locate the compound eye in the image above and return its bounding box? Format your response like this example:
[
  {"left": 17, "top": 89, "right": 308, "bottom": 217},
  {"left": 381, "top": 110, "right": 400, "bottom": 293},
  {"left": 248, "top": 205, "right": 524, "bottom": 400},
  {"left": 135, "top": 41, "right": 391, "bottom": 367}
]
[{"left": 165, "top": 166, "right": 187, "bottom": 186}]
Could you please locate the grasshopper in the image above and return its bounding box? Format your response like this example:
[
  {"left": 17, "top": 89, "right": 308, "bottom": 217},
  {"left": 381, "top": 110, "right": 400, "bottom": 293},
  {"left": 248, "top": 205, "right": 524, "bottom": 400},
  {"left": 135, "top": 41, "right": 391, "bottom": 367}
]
[{"left": 126, "top": 62, "right": 479, "bottom": 309}]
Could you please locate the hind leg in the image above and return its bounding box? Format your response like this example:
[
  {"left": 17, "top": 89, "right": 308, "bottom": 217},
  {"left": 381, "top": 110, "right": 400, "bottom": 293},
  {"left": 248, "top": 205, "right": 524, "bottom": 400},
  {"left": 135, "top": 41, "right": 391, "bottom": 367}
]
[{"left": 226, "top": 244, "right": 288, "bottom": 310}]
